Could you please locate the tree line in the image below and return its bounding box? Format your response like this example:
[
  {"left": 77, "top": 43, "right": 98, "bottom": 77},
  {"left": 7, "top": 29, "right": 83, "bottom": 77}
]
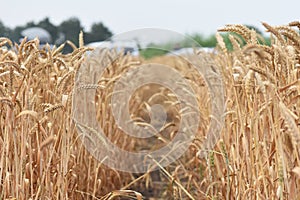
[
  {"left": 0, "top": 17, "right": 113, "bottom": 50},
  {"left": 0, "top": 18, "right": 268, "bottom": 57}
]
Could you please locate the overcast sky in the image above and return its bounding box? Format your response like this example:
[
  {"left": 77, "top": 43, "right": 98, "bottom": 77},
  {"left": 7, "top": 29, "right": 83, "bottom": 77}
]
[{"left": 0, "top": 0, "right": 299, "bottom": 38}]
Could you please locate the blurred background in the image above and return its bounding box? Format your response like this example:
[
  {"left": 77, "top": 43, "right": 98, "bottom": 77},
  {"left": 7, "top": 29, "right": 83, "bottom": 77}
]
[{"left": 0, "top": 0, "right": 299, "bottom": 54}]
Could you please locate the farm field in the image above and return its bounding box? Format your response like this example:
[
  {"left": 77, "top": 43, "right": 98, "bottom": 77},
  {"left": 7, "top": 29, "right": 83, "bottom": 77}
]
[{"left": 0, "top": 22, "right": 300, "bottom": 199}]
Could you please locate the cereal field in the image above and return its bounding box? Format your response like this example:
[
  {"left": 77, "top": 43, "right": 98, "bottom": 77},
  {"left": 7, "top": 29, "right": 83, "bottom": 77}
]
[{"left": 0, "top": 22, "right": 299, "bottom": 199}]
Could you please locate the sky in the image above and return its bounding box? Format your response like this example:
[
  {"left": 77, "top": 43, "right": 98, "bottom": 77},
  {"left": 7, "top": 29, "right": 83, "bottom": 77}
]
[{"left": 0, "top": 0, "right": 299, "bottom": 42}]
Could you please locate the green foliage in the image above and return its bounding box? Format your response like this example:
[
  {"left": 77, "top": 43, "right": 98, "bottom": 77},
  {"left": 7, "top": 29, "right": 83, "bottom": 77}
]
[
  {"left": 139, "top": 34, "right": 217, "bottom": 59},
  {"left": 189, "top": 34, "right": 217, "bottom": 47},
  {"left": 220, "top": 33, "right": 235, "bottom": 51},
  {"left": 0, "top": 21, "right": 12, "bottom": 38},
  {"left": 84, "top": 22, "right": 112, "bottom": 43},
  {"left": 37, "top": 17, "right": 58, "bottom": 43},
  {"left": 59, "top": 17, "right": 83, "bottom": 46},
  {"left": 10, "top": 26, "right": 23, "bottom": 42},
  {"left": 0, "top": 17, "right": 112, "bottom": 52},
  {"left": 139, "top": 29, "right": 271, "bottom": 59},
  {"left": 259, "top": 36, "right": 271, "bottom": 46},
  {"left": 139, "top": 47, "right": 169, "bottom": 59},
  {"left": 1, "top": 19, "right": 271, "bottom": 55},
  {"left": 245, "top": 24, "right": 263, "bottom": 35},
  {"left": 220, "top": 33, "right": 271, "bottom": 51}
]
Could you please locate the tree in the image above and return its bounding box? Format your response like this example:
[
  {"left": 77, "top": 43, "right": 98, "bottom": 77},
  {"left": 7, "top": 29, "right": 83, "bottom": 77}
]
[
  {"left": 10, "top": 26, "right": 23, "bottom": 42},
  {"left": 58, "top": 17, "right": 83, "bottom": 52},
  {"left": 37, "top": 17, "right": 58, "bottom": 43},
  {"left": 25, "top": 21, "right": 36, "bottom": 28},
  {"left": 0, "top": 21, "right": 11, "bottom": 38},
  {"left": 10, "top": 21, "right": 36, "bottom": 42},
  {"left": 1, "top": 17, "right": 113, "bottom": 52},
  {"left": 59, "top": 17, "right": 83, "bottom": 46},
  {"left": 85, "top": 22, "right": 112, "bottom": 43}
]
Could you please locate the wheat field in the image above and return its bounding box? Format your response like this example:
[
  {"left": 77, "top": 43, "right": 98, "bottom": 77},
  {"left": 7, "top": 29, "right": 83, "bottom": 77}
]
[{"left": 0, "top": 22, "right": 299, "bottom": 199}]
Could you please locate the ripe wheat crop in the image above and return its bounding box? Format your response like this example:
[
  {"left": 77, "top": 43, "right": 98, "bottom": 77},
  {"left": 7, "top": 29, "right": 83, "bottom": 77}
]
[{"left": 0, "top": 22, "right": 299, "bottom": 199}]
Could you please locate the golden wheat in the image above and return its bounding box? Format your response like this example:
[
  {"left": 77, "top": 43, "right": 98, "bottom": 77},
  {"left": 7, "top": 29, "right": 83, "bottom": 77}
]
[{"left": 0, "top": 21, "right": 300, "bottom": 199}]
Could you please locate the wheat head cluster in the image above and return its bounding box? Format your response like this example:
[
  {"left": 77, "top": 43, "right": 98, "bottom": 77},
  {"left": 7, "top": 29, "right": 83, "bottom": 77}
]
[{"left": 0, "top": 22, "right": 299, "bottom": 199}]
